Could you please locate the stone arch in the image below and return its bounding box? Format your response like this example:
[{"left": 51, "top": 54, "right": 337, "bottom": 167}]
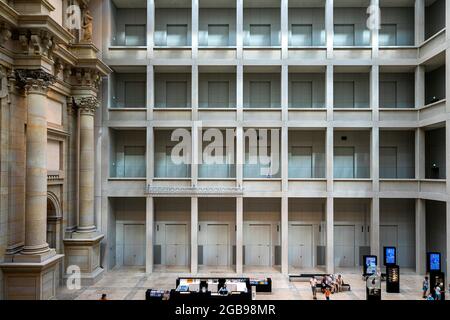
[{"left": 47, "top": 191, "right": 62, "bottom": 250}]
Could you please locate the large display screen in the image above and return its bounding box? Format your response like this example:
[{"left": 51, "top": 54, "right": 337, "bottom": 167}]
[
  {"left": 365, "top": 256, "right": 377, "bottom": 275},
  {"left": 384, "top": 247, "right": 396, "bottom": 265},
  {"left": 429, "top": 253, "right": 441, "bottom": 271}
]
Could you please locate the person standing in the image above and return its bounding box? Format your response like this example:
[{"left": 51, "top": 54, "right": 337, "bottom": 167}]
[
  {"left": 310, "top": 276, "right": 318, "bottom": 300},
  {"left": 422, "top": 276, "right": 429, "bottom": 298},
  {"left": 324, "top": 287, "right": 331, "bottom": 300},
  {"left": 434, "top": 284, "right": 441, "bottom": 301}
]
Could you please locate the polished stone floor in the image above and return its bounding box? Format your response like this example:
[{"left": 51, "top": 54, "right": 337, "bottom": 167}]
[{"left": 56, "top": 266, "right": 426, "bottom": 300}]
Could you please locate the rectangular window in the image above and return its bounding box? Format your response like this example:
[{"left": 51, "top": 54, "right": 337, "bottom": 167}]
[
  {"left": 379, "top": 24, "right": 397, "bottom": 46},
  {"left": 124, "top": 81, "right": 146, "bottom": 108},
  {"left": 379, "top": 81, "right": 397, "bottom": 108},
  {"left": 166, "top": 81, "right": 187, "bottom": 108},
  {"left": 380, "top": 147, "right": 398, "bottom": 178},
  {"left": 124, "top": 146, "right": 146, "bottom": 177},
  {"left": 289, "top": 146, "right": 313, "bottom": 178},
  {"left": 334, "top": 24, "right": 355, "bottom": 46},
  {"left": 291, "top": 24, "right": 313, "bottom": 46},
  {"left": 249, "top": 24, "right": 271, "bottom": 46},
  {"left": 165, "top": 146, "right": 189, "bottom": 177},
  {"left": 208, "top": 24, "right": 229, "bottom": 46},
  {"left": 208, "top": 81, "right": 229, "bottom": 108},
  {"left": 334, "top": 81, "right": 355, "bottom": 108},
  {"left": 334, "top": 147, "right": 355, "bottom": 178},
  {"left": 249, "top": 81, "right": 271, "bottom": 108},
  {"left": 291, "top": 81, "right": 313, "bottom": 108},
  {"left": 167, "top": 24, "right": 188, "bottom": 46},
  {"left": 125, "top": 24, "right": 146, "bottom": 46}
]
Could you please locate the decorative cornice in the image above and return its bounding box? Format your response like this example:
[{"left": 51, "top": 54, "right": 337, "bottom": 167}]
[
  {"left": 75, "top": 96, "right": 99, "bottom": 116},
  {"left": 15, "top": 69, "right": 56, "bottom": 94}
]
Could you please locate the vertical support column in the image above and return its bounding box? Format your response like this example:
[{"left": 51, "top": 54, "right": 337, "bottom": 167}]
[
  {"left": 146, "top": 197, "right": 154, "bottom": 273},
  {"left": 281, "top": 65, "right": 288, "bottom": 122},
  {"left": 415, "top": 0, "right": 425, "bottom": 45},
  {"left": 326, "top": 127, "right": 334, "bottom": 274},
  {"left": 147, "top": 0, "right": 155, "bottom": 60},
  {"left": 237, "top": 65, "right": 244, "bottom": 122},
  {"left": 415, "top": 128, "right": 425, "bottom": 180},
  {"left": 192, "top": 114, "right": 200, "bottom": 186},
  {"left": 326, "top": 65, "right": 333, "bottom": 121},
  {"left": 415, "top": 198, "right": 426, "bottom": 274},
  {"left": 281, "top": 197, "right": 288, "bottom": 275},
  {"left": 236, "top": 0, "right": 243, "bottom": 59},
  {"left": 370, "top": 0, "right": 379, "bottom": 58},
  {"left": 21, "top": 72, "right": 54, "bottom": 257},
  {"left": 191, "top": 0, "right": 199, "bottom": 59},
  {"left": 371, "top": 128, "right": 380, "bottom": 257},
  {"left": 326, "top": 197, "right": 334, "bottom": 274},
  {"left": 415, "top": 65, "right": 425, "bottom": 109},
  {"left": 281, "top": 0, "right": 288, "bottom": 60},
  {"left": 191, "top": 197, "right": 198, "bottom": 274},
  {"left": 192, "top": 64, "right": 199, "bottom": 121},
  {"left": 236, "top": 197, "right": 243, "bottom": 274},
  {"left": 446, "top": 121, "right": 450, "bottom": 282},
  {"left": 325, "top": 0, "right": 334, "bottom": 59}
]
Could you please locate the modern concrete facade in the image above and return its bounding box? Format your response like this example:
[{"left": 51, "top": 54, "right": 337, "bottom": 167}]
[{"left": 1, "top": 0, "right": 450, "bottom": 300}]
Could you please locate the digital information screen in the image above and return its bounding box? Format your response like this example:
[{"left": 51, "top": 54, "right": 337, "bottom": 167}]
[
  {"left": 365, "top": 256, "right": 377, "bottom": 275},
  {"left": 429, "top": 253, "right": 441, "bottom": 271},
  {"left": 384, "top": 247, "right": 396, "bottom": 265}
]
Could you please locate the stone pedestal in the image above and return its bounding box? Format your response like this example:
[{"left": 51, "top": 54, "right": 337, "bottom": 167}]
[
  {"left": 63, "top": 234, "right": 104, "bottom": 286},
  {"left": 1, "top": 254, "right": 63, "bottom": 300}
]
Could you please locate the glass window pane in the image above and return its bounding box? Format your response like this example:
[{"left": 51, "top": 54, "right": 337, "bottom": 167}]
[
  {"left": 291, "top": 24, "right": 313, "bottom": 46},
  {"left": 208, "top": 81, "right": 229, "bottom": 108},
  {"left": 291, "top": 81, "right": 312, "bottom": 108},
  {"left": 334, "top": 147, "right": 354, "bottom": 178},
  {"left": 380, "top": 81, "right": 397, "bottom": 108},
  {"left": 125, "top": 24, "right": 146, "bottom": 46},
  {"left": 125, "top": 81, "right": 146, "bottom": 108},
  {"left": 289, "top": 146, "right": 312, "bottom": 178},
  {"left": 208, "top": 24, "right": 229, "bottom": 46},
  {"left": 249, "top": 81, "right": 271, "bottom": 108},
  {"left": 380, "top": 146, "right": 397, "bottom": 178},
  {"left": 334, "top": 81, "right": 355, "bottom": 108},
  {"left": 249, "top": 24, "right": 271, "bottom": 46},
  {"left": 334, "top": 24, "right": 355, "bottom": 46},
  {"left": 124, "top": 146, "right": 146, "bottom": 177},
  {"left": 379, "top": 24, "right": 397, "bottom": 46},
  {"left": 166, "top": 81, "right": 187, "bottom": 108},
  {"left": 167, "top": 24, "right": 188, "bottom": 46}
]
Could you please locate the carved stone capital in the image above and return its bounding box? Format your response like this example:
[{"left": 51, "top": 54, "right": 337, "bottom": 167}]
[
  {"left": 18, "top": 30, "right": 55, "bottom": 60},
  {"left": 75, "top": 96, "right": 99, "bottom": 116},
  {"left": 15, "top": 69, "right": 56, "bottom": 95},
  {"left": 0, "top": 23, "right": 12, "bottom": 47}
]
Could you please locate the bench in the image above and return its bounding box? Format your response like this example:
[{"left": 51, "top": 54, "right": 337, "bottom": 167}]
[{"left": 288, "top": 274, "right": 327, "bottom": 282}]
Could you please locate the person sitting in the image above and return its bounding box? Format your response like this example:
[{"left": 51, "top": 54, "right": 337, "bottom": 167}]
[
  {"left": 336, "top": 274, "right": 344, "bottom": 293},
  {"left": 218, "top": 284, "right": 229, "bottom": 296}
]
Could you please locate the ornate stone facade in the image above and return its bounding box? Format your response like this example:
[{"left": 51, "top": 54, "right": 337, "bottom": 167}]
[{"left": 0, "top": 0, "right": 110, "bottom": 299}]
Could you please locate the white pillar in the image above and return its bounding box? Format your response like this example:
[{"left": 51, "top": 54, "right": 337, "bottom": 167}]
[
  {"left": 146, "top": 197, "right": 154, "bottom": 273},
  {"left": 371, "top": 127, "right": 380, "bottom": 257},
  {"left": 191, "top": 197, "right": 198, "bottom": 274},
  {"left": 370, "top": 0, "right": 379, "bottom": 58},
  {"left": 191, "top": 0, "right": 199, "bottom": 59},
  {"left": 192, "top": 64, "right": 198, "bottom": 121},
  {"left": 415, "top": 0, "right": 425, "bottom": 45},
  {"left": 326, "top": 65, "right": 334, "bottom": 121},
  {"left": 326, "top": 197, "right": 334, "bottom": 274},
  {"left": 147, "top": 0, "right": 155, "bottom": 59},
  {"left": 236, "top": 197, "right": 243, "bottom": 274},
  {"left": 415, "top": 65, "right": 425, "bottom": 109},
  {"left": 281, "top": 0, "right": 288, "bottom": 59},
  {"left": 236, "top": 0, "right": 243, "bottom": 59},
  {"left": 415, "top": 198, "right": 426, "bottom": 274},
  {"left": 237, "top": 65, "right": 244, "bottom": 122},
  {"left": 416, "top": 128, "right": 425, "bottom": 179},
  {"left": 281, "top": 197, "right": 289, "bottom": 275},
  {"left": 325, "top": 0, "right": 334, "bottom": 59}
]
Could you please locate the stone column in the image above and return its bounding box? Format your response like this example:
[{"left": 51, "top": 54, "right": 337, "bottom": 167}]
[
  {"left": 19, "top": 70, "right": 55, "bottom": 259},
  {"left": 0, "top": 70, "right": 63, "bottom": 300},
  {"left": 236, "top": 197, "right": 243, "bottom": 274},
  {"left": 76, "top": 96, "right": 99, "bottom": 234},
  {"left": 64, "top": 96, "right": 104, "bottom": 285}
]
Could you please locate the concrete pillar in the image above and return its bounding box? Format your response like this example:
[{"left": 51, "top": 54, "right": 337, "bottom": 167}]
[
  {"left": 236, "top": 197, "right": 243, "bottom": 274},
  {"left": 371, "top": 127, "right": 380, "bottom": 257},
  {"left": 415, "top": 0, "right": 425, "bottom": 45},
  {"left": 281, "top": 65, "right": 288, "bottom": 122},
  {"left": 326, "top": 197, "right": 334, "bottom": 274},
  {"left": 146, "top": 197, "right": 154, "bottom": 273},
  {"left": 415, "top": 65, "right": 425, "bottom": 108},
  {"left": 237, "top": 65, "right": 243, "bottom": 121},
  {"left": 415, "top": 128, "right": 425, "bottom": 179},
  {"left": 192, "top": 64, "right": 199, "bottom": 121},
  {"left": 21, "top": 72, "right": 53, "bottom": 257},
  {"left": 370, "top": 0, "right": 379, "bottom": 58},
  {"left": 415, "top": 198, "right": 426, "bottom": 274},
  {"left": 446, "top": 121, "right": 450, "bottom": 282},
  {"left": 326, "top": 65, "right": 333, "bottom": 121},
  {"left": 147, "top": 0, "right": 155, "bottom": 59},
  {"left": 77, "top": 97, "right": 98, "bottom": 233},
  {"left": 191, "top": 197, "right": 198, "bottom": 274},
  {"left": 191, "top": 0, "right": 199, "bottom": 59},
  {"left": 281, "top": 0, "right": 288, "bottom": 59},
  {"left": 236, "top": 0, "right": 243, "bottom": 59},
  {"left": 281, "top": 197, "right": 288, "bottom": 275},
  {"left": 325, "top": 0, "right": 334, "bottom": 59}
]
